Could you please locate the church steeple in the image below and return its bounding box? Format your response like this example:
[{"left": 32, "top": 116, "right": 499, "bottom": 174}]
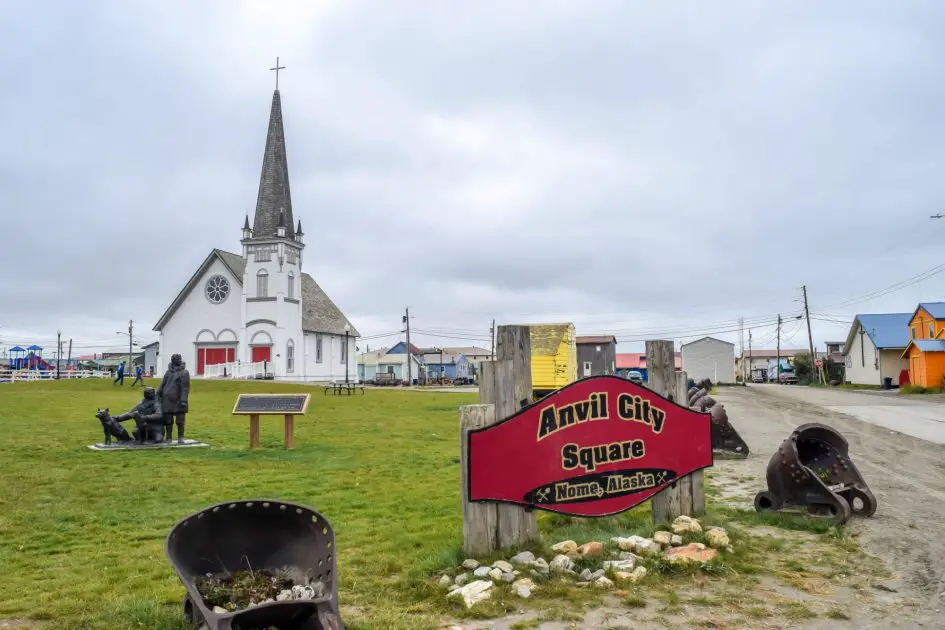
[{"left": 251, "top": 89, "right": 295, "bottom": 240}]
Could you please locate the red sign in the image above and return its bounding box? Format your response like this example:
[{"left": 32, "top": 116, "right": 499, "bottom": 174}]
[{"left": 467, "top": 375, "right": 713, "bottom": 517}]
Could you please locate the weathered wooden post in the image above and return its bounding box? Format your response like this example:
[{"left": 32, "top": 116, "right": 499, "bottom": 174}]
[
  {"left": 460, "top": 402, "right": 498, "bottom": 555},
  {"left": 675, "top": 369, "right": 693, "bottom": 516},
  {"left": 460, "top": 325, "right": 539, "bottom": 555},
  {"left": 491, "top": 325, "right": 539, "bottom": 546},
  {"left": 647, "top": 340, "right": 681, "bottom": 524}
]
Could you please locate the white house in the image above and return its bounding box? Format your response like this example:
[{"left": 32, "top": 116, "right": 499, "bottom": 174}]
[
  {"left": 681, "top": 337, "right": 736, "bottom": 384},
  {"left": 152, "top": 87, "right": 359, "bottom": 382},
  {"left": 842, "top": 313, "right": 911, "bottom": 386}
]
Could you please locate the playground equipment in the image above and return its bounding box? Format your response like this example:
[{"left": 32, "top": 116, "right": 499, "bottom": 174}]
[{"left": 8, "top": 345, "right": 52, "bottom": 371}]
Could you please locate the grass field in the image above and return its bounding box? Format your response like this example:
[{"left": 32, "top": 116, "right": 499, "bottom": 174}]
[{"left": 0, "top": 379, "right": 885, "bottom": 629}]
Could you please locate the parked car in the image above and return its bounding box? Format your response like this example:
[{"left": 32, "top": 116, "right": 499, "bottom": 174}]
[
  {"left": 779, "top": 372, "right": 798, "bottom": 385},
  {"left": 751, "top": 374, "right": 765, "bottom": 383},
  {"left": 627, "top": 370, "right": 644, "bottom": 385}
]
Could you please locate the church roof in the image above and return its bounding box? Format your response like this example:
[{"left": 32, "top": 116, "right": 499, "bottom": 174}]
[
  {"left": 301, "top": 274, "right": 360, "bottom": 337},
  {"left": 152, "top": 248, "right": 360, "bottom": 336},
  {"left": 252, "top": 90, "right": 295, "bottom": 240}
]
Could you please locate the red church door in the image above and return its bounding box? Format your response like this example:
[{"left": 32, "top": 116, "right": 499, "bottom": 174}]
[
  {"left": 196, "top": 347, "right": 236, "bottom": 375},
  {"left": 251, "top": 346, "right": 272, "bottom": 364}
]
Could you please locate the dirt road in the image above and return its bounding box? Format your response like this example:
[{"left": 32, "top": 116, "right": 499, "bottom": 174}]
[
  {"left": 719, "top": 385, "right": 945, "bottom": 627},
  {"left": 750, "top": 383, "right": 945, "bottom": 444}
]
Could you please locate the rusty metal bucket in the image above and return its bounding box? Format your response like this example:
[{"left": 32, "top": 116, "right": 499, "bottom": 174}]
[
  {"left": 686, "top": 388, "right": 749, "bottom": 457},
  {"left": 166, "top": 499, "right": 343, "bottom": 630},
  {"left": 754, "top": 423, "right": 877, "bottom": 524}
]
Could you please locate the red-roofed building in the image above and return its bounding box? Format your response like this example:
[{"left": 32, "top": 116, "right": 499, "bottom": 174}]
[{"left": 615, "top": 352, "right": 681, "bottom": 381}]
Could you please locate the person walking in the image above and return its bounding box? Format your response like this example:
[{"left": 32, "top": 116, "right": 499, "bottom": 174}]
[
  {"left": 113, "top": 361, "right": 125, "bottom": 386},
  {"left": 131, "top": 365, "right": 144, "bottom": 387}
]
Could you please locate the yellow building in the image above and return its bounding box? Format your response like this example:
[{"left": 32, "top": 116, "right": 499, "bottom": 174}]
[
  {"left": 901, "top": 302, "right": 945, "bottom": 388},
  {"left": 527, "top": 323, "right": 577, "bottom": 397}
]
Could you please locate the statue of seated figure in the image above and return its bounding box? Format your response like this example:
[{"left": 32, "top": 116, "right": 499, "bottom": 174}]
[{"left": 114, "top": 386, "right": 166, "bottom": 443}]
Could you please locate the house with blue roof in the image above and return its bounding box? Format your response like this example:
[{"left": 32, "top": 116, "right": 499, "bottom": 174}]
[
  {"left": 842, "top": 312, "right": 911, "bottom": 386},
  {"left": 901, "top": 302, "right": 945, "bottom": 388}
]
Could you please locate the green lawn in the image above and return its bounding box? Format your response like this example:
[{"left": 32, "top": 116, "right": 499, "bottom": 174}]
[
  {"left": 0, "top": 379, "right": 881, "bottom": 629},
  {"left": 0, "top": 379, "right": 490, "bottom": 629}
]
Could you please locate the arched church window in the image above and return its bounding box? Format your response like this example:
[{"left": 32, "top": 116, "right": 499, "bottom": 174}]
[
  {"left": 257, "top": 270, "right": 269, "bottom": 298},
  {"left": 286, "top": 339, "right": 295, "bottom": 373},
  {"left": 288, "top": 271, "right": 295, "bottom": 299},
  {"left": 205, "top": 274, "right": 230, "bottom": 304}
]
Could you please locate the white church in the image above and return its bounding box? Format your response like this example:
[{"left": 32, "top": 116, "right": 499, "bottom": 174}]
[{"left": 152, "top": 86, "right": 360, "bottom": 382}]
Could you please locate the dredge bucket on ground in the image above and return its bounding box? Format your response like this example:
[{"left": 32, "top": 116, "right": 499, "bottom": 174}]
[
  {"left": 754, "top": 423, "right": 877, "bottom": 524},
  {"left": 166, "top": 499, "right": 343, "bottom": 630},
  {"left": 686, "top": 383, "right": 749, "bottom": 458}
]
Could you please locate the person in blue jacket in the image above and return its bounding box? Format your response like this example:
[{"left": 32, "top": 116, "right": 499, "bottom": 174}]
[
  {"left": 113, "top": 361, "right": 125, "bottom": 386},
  {"left": 131, "top": 365, "right": 145, "bottom": 387}
]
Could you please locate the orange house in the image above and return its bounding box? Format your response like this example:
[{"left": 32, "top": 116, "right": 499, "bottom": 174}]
[{"left": 901, "top": 302, "right": 945, "bottom": 388}]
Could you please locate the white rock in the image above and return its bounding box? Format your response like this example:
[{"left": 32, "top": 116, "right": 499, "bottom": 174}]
[
  {"left": 501, "top": 572, "right": 515, "bottom": 583},
  {"left": 487, "top": 568, "right": 503, "bottom": 581},
  {"left": 603, "top": 559, "right": 636, "bottom": 571},
  {"left": 454, "top": 573, "right": 471, "bottom": 586},
  {"left": 580, "top": 568, "right": 594, "bottom": 581},
  {"left": 706, "top": 527, "right": 731, "bottom": 548},
  {"left": 276, "top": 589, "right": 293, "bottom": 602},
  {"left": 439, "top": 575, "right": 452, "bottom": 587},
  {"left": 670, "top": 535, "right": 683, "bottom": 546},
  {"left": 594, "top": 576, "right": 615, "bottom": 589},
  {"left": 551, "top": 540, "right": 578, "bottom": 554},
  {"left": 635, "top": 539, "right": 660, "bottom": 555},
  {"left": 512, "top": 577, "right": 536, "bottom": 591},
  {"left": 671, "top": 515, "right": 703, "bottom": 535},
  {"left": 629, "top": 566, "right": 647, "bottom": 583},
  {"left": 461, "top": 558, "right": 480, "bottom": 570},
  {"left": 213, "top": 605, "right": 228, "bottom": 613},
  {"left": 448, "top": 580, "right": 494, "bottom": 608},
  {"left": 448, "top": 584, "right": 461, "bottom": 593},
  {"left": 291, "top": 584, "right": 316, "bottom": 600},
  {"left": 653, "top": 531, "right": 673, "bottom": 547},
  {"left": 549, "top": 554, "right": 574, "bottom": 574},
  {"left": 618, "top": 551, "right": 643, "bottom": 562},
  {"left": 515, "top": 585, "right": 532, "bottom": 598},
  {"left": 473, "top": 566, "right": 492, "bottom": 578},
  {"left": 511, "top": 551, "right": 536, "bottom": 565},
  {"left": 531, "top": 558, "right": 549, "bottom": 574},
  {"left": 492, "top": 560, "right": 513, "bottom": 573}
]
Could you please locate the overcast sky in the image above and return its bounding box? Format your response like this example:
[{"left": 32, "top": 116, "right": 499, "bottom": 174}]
[{"left": 3, "top": 0, "right": 945, "bottom": 357}]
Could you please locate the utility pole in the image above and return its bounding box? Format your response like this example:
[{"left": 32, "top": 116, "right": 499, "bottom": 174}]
[
  {"left": 127, "top": 320, "right": 134, "bottom": 376},
  {"left": 776, "top": 314, "right": 782, "bottom": 383},
  {"left": 56, "top": 329, "right": 61, "bottom": 380},
  {"left": 67, "top": 338, "right": 72, "bottom": 374},
  {"left": 802, "top": 285, "right": 817, "bottom": 383},
  {"left": 403, "top": 308, "right": 412, "bottom": 386},
  {"left": 748, "top": 329, "right": 752, "bottom": 382},
  {"left": 490, "top": 319, "right": 496, "bottom": 357}
]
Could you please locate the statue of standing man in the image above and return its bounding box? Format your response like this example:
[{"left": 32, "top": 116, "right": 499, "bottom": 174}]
[{"left": 157, "top": 353, "right": 190, "bottom": 444}]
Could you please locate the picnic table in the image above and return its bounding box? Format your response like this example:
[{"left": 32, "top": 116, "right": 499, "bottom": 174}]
[{"left": 323, "top": 382, "right": 365, "bottom": 395}]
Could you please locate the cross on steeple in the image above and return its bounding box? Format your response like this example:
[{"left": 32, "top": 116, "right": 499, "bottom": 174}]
[{"left": 270, "top": 57, "right": 285, "bottom": 90}]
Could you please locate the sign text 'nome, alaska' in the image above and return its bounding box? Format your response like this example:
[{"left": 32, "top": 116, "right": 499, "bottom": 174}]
[{"left": 467, "top": 375, "right": 712, "bottom": 517}]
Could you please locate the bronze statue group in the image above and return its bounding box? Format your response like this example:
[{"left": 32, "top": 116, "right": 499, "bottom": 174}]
[{"left": 97, "top": 353, "right": 191, "bottom": 446}]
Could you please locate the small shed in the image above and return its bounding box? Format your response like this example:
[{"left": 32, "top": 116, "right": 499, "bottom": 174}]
[
  {"left": 681, "top": 337, "right": 736, "bottom": 384},
  {"left": 576, "top": 335, "right": 617, "bottom": 377}
]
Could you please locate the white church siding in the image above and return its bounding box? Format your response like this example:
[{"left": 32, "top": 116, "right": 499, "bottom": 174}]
[
  {"left": 156, "top": 255, "right": 242, "bottom": 374},
  {"left": 152, "top": 87, "right": 360, "bottom": 383}
]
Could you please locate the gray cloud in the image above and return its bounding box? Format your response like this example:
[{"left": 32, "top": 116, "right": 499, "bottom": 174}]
[{"left": 3, "top": 0, "right": 945, "bottom": 355}]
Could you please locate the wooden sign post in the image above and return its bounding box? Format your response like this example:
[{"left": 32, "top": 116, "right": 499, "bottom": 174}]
[
  {"left": 232, "top": 393, "right": 311, "bottom": 449},
  {"left": 461, "top": 330, "right": 713, "bottom": 555}
]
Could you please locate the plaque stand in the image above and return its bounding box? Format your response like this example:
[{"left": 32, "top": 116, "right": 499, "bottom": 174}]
[{"left": 232, "top": 394, "right": 310, "bottom": 450}]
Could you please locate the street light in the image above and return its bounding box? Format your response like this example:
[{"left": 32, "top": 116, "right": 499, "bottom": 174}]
[{"left": 344, "top": 323, "right": 351, "bottom": 385}]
